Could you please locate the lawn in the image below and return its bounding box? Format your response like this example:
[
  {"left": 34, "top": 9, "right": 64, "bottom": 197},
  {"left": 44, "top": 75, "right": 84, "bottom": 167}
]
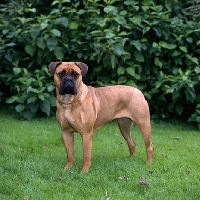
[{"left": 0, "top": 105, "right": 200, "bottom": 200}]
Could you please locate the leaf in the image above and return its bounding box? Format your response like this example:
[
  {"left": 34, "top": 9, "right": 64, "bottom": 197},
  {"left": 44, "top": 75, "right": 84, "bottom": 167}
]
[
  {"left": 57, "top": 17, "right": 68, "bottom": 28},
  {"left": 122, "top": 38, "right": 129, "bottom": 46},
  {"left": 175, "top": 103, "right": 184, "bottom": 115},
  {"left": 154, "top": 57, "right": 162, "bottom": 67},
  {"left": 23, "top": 196, "right": 29, "bottom": 200},
  {"left": 42, "top": 93, "right": 50, "bottom": 98},
  {"left": 6, "top": 96, "right": 18, "bottom": 103},
  {"left": 36, "top": 37, "right": 45, "bottom": 50},
  {"left": 16, "top": 96, "right": 25, "bottom": 104},
  {"left": 119, "top": 10, "right": 127, "bottom": 16},
  {"left": 6, "top": 43, "right": 16, "bottom": 47},
  {"left": 20, "top": 110, "right": 34, "bottom": 120},
  {"left": 127, "top": 80, "right": 136, "bottom": 87},
  {"left": 159, "top": 41, "right": 177, "bottom": 49},
  {"left": 165, "top": 0, "right": 172, "bottom": 11},
  {"left": 15, "top": 104, "right": 25, "bottom": 112},
  {"left": 18, "top": 17, "right": 26, "bottom": 24},
  {"left": 51, "top": 1, "right": 59, "bottom": 5},
  {"left": 38, "top": 94, "right": 45, "bottom": 101},
  {"left": 111, "top": 54, "right": 117, "bottom": 69},
  {"left": 118, "top": 76, "right": 127, "bottom": 84},
  {"left": 50, "top": 8, "right": 60, "bottom": 14},
  {"left": 114, "top": 16, "right": 126, "bottom": 25},
  {"left": 40, "top": 100, "right": 50, "bottom": 116},
  {"left": 186, "top": 54, "right": 199, "bottom": 65},
  {"left": 47, "top": 85, "right": 55, "bottom": 92},
  {"left": 179, "top": 46, "right": 188, "bottom": 53},
  {"left": 90, "top": 30, "right": 102, "bottom": 35},
  {"left": 69, "top": 22, "right": 78, "bottom": 29},
  {"left": 77, "top": 52, "right": 82, "bottom": 58},
  {"left": 51, "top": 29, "right": 61, "bottom": 37},
  {"left": 130, "top": 16, "right": 142, "bottom": 25},
  {"left": 27, "top": 102, "right": 39, "bottom": 113},
  {"left": 25, "top": 8, "right": 36, "bottom": 13},
  {"left": 172, "top": 50, "right": 181, "bottom": 57},
  {"left": 13, "top": 67, "right": 21, "bottom": 75},
  {"left": 131, "top": 40, "right": 142, "bottom": 51},
  {"left": 54, "top": 47, "right": 64, "bottom": 60},
  {"left": 114, "top": 44, "right": 122, "bottom": 55},
  {"left": 186, "top": 37, "right": 193, "bottom": 43},
  {"left": 133, "top": 51, "right": 144, "bottom": 62},
  {"left": 185, "top": 88, "right": 196, "bottom": 103},
  {"left": 105, "top": 31, "right": 115, "bottom": 38},
  {"left": 195, "top": 67, "right": 200, "bottom": 74},
  {"left": 27, "top": 97, "right": 37, "bottom": 104},
  {"left": 118, "top": 31, "right": 128, "bottom": 36},
  {"left": 25, "top": 45, "right": 36, "bottom": 57},
  {"left": 40, "top": 23, "right": 48, "bottom": 30},
  {"left": 27, "top": 86, "right": 39, "bottom": 94},
  {"left": 49, "top": 96, "right": 56, "bottom": 107},
  {"left": 30, "top": 28, "right": 41, "bottom": 39},
  {"left": 126, "top": 67, "right": 135, "bottom": 76},
  {"left": 152, "top": 42, "right": 159, "bottom": 48},
  {"left": 124, "top": 1, "right": 134, "bottom": 5},
  {"left": 77, "top": 9, "right": 86, "bottom": 15},
  {"left": 104, "top": 6, "right": 118, "bottom": 15},
  {"left": 143, "top": 27, "right": 150, "bottom": 34},
  {"left": 117, "top": 67, "right": 125, "bottom": 75},
  {"left": 46, "top": 38, "right": 58, "bottom": 51}
]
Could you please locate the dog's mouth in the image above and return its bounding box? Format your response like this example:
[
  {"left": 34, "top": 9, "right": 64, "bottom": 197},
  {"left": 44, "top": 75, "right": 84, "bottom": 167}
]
[{"left": 59, "top": 76, "right": 77, "bottom": 95}]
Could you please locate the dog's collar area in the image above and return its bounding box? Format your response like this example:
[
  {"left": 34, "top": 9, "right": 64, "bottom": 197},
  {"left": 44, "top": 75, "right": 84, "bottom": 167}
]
[{"left": 58, "top": 87, "right": 87, "bottom": 105}]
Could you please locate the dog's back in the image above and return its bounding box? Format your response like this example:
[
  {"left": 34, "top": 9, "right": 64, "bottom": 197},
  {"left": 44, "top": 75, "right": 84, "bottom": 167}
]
[{"left": 87, "top": 85, "right": 150, "bottom": 130}]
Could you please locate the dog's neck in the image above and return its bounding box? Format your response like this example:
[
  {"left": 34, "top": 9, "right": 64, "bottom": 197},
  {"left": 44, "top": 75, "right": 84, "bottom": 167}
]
[{"left": 57, "top": 83, "right": 87, "bottom": 106}]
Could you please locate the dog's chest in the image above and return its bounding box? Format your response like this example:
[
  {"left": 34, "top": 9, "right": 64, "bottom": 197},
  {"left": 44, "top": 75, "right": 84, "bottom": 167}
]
[{"left": 57, "top": 106, "right": 85, "bottom": 133}]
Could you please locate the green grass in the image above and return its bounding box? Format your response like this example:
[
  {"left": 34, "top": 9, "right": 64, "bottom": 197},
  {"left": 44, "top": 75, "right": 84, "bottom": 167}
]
[{"left": 0, "top": 105, "right": 200, "bottom": 200}]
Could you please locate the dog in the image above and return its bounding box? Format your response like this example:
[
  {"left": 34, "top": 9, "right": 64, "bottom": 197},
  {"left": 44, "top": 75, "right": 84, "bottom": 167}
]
[{"left": 48, "top": 62, "right": 154, "bottom": 172}]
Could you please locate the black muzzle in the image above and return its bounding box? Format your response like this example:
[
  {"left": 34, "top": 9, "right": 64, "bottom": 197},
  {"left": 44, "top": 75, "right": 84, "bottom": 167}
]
[{"left": 59, "top": 76, "right": 77, "bottom": 95}]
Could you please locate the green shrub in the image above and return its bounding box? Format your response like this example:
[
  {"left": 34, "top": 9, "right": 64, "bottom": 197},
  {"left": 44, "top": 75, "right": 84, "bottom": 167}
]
[
  {"left": 0, "top": 0, "right": 199, "bottom": 129},
  {"left": 5, "top": 65, "right": 56, "bottom": 119}
]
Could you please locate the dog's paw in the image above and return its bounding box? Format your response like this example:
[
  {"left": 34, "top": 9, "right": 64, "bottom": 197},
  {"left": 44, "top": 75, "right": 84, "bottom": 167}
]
[{"left": 64, "top": 162, "right": 74, "bottom": 170}]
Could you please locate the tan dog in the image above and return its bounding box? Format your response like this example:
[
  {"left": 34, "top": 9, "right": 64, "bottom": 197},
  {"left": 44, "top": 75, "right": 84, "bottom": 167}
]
[{"left": 48, "top": 62, "right": 154, "bottom": 172}]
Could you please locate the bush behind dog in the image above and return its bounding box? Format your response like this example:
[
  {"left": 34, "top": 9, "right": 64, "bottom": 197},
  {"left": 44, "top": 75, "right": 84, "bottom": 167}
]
[{"left": 0, "top": 0, "right": 199, "bottom": 129}]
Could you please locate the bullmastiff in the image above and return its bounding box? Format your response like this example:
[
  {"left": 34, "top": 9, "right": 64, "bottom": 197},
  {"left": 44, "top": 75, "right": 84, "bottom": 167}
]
[{"left": 48, "top": 62, "right": 154, "bottom": 172}]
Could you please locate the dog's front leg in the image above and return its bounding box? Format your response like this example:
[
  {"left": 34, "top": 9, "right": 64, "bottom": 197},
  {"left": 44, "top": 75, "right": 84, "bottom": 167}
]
[
  {"left": 62, "top": 131, "right": 74, "bottom": 170},
  {"left": 81, "top": 132, "right": 93, "bottom": 172}
]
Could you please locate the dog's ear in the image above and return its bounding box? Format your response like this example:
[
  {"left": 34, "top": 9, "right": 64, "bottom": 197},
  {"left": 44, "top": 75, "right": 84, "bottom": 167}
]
[
  {"left": 48, "top": 62, "right": 62, "bottom": 75},
  {"left": 75, "top": 62, "right": 88, "bottom": 76}
]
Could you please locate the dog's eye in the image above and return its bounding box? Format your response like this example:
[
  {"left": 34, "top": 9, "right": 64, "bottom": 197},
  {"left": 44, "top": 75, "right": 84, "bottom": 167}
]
[
  {"left": 58, "top": 71, "right": 66, "bottom": 79},
  {"left": 71, "top": 71, "right": 79, "bottom": 79}
]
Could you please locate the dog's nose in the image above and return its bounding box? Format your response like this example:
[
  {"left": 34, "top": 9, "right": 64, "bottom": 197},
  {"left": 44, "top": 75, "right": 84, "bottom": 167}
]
[{"left": 65, "top": 76, "right": 73, "bottom": 82}]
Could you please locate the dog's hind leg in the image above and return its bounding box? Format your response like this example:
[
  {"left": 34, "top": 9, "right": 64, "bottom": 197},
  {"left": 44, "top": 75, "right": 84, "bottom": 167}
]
[
  {"left": 136, "top": 120, "right": 154, "bottom": 164},
  {"left": 117, "top": 117, "right": 136, "bottom": 157}
]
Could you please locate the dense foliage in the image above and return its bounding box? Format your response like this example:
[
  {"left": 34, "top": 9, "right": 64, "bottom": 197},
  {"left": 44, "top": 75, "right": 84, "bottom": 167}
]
[{"left": 0, "top": 0, "right": 199, "bottom": 129}]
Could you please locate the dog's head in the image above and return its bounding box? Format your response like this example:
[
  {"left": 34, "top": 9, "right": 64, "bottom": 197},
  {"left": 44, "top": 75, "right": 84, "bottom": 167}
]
[{"left": 48, "top": 62, "right": 88, "bottom": 95}]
